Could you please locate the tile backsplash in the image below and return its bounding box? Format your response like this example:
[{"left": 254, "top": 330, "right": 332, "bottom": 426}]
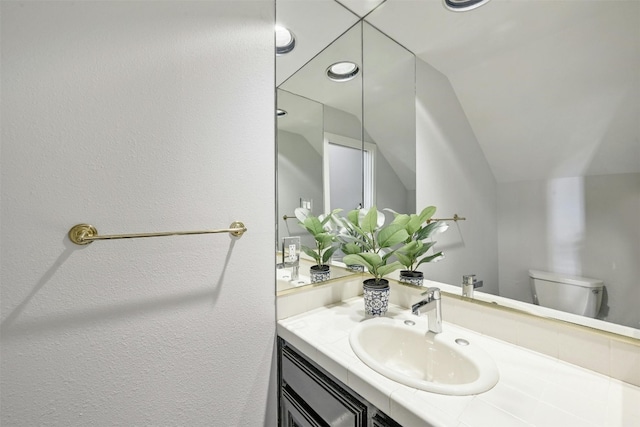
[{"left": 390, "top": 283, "right": 640, "bottom": 387}]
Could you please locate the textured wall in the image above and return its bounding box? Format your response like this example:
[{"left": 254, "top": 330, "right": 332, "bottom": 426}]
[{"left": 1, "top": 1, "right": 276, "bottom": 425}]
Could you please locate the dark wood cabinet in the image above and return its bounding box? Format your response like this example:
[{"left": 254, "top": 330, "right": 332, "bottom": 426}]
[{"left": 278, "top": 338, "right": 401, "bottom": 427}]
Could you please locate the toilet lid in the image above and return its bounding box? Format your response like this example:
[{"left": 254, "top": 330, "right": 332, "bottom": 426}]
[{"left": 529, "top": 270, "right": 603, "bottom": 289}]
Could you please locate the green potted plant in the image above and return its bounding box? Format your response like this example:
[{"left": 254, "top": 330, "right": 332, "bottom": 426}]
[
  {"left": 335, "top": 212, "right": 367, "bottom": 272},
  {"left": 294, "top": 207, "right": 342, "bottom": 283},
  {"left": 390, "top": 206, "right": 448, "bottom": 286},
  {"left": 341, "top": 207, "right": 409, "bottom": 316}
]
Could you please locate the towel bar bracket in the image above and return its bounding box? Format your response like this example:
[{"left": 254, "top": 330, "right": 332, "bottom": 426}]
[{"left": 69, "top": 224, "right": 98, "bottom": 245}]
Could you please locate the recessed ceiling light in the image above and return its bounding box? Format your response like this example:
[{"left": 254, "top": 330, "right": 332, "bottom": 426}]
[
  {"left": 275, "top": 25, "right": 295, "bottom": 55},
  {"left": 326, "top": 61, "right": 360, "bottom": 82},
  {"left": 277, "top": 109, "right": 287, "bottom": 117},
  {"left": 443, "top": 0, "right": 491, "bottom": 12}
]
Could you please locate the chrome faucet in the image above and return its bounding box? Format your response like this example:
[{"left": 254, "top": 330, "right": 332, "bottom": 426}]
[
  {"left": 411, "top": 287, "right": 442, "bottom": 334},
  {"left": 462, "top": 274, "right": 483, "bottom": 298}
]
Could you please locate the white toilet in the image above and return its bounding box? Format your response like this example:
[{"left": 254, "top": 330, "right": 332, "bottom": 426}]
[{"left": 529, "top": 270, "right": 604, "bottom": 318}]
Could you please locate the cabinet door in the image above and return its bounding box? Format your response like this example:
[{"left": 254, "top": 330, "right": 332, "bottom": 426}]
[
  {"left": 281, "top": 385, "right": 329, "bottom": 427},
  {"left": 280, "top": 342, "right": 367, "bottom": 427}
]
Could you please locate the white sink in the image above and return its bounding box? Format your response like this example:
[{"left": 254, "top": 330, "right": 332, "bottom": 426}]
[{"left": 349, "top": 317, "right": 499, "bottom": 395}]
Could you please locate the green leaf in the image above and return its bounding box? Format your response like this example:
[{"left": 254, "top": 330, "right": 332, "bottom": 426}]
[
  {"left": 415, "top": 221, "right": 447, "bottom": 241},
  {"left": 301, "top": 246, "right": 320, "bottom": 264},
  {"left": 390, "top": 213, "right": 410, "bottom": 227},
  {"left": 416, "top": 251, "right": 444, "bottom": 267},
  {"left": 320, "top": 208, "right": 343, "bottom": 227},
  {"left": 347, "top": 209, "right": 360, "bottom": 226},
  {"left": 342, "top": 242, "right": 363, "bottom": 255},
  {"left": 418, "top": 206, "right": 437, "bottom": 223},
  {"left": 357, "top": 252, "right": 384, "bottom": 268},
  {"left": 421, "top": 240, "right": 436, "bottom": 252},
  {"left": 303, "top": 216, "right": 324, "bottom": 236},
  {"left": 349, "top": 223, "right": 367, "bottom": 239},
  {"left": 377, "top": 261, "right": 404, "bottom": 277},
  {"left": 360, "top": 207, "right": 380, "bottom": 234},
  {"left": 395, "top": 252, "right": 412, "bottom": 268},
  {"left": 343, "top": 254, "right": 374, "bottom": 271},
  {"left": 415, "top": 241, "right": 435, "bottom": 258},
  {"left": 322, "top": 245, "right": 339, "bottom": 264},
  {"left": 316, "top": 233, "right": 334, "bottom": 248},
  {"left": 377, "top": 224, "right": 410, "bottom": 248},
  {"left": 399, "top": 240, "right": 421, "bottom": 254}
]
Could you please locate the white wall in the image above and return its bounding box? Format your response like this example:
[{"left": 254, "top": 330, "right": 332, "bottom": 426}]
[
  {"left": 498, "top": 173, "right": 640, "bottom": 329},
  {"left": 1, "top": 2, "right": 276, "bottom": 426},
  {"left": 277, "top": 129, "right": 323, "bottom": 248},
  {"left": 376, "top": 151, "right": 411, "bottom": 216},
  {"left": 324, "top": 105, "right": 363, "bottom": 142},
  {"left": 415, "top": 58, "right": 639, "bottom": 330},
  {"left": 415, "top": 59, "right": 499, "bottom": 292}
]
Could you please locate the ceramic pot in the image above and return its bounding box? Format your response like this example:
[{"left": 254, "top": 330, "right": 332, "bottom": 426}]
[
  {"left": 399, "top": 270, "right": 424, "bottom": 286},
  {"left": 346, "top": 264, "right": 365, "bottom": 273},
  {"left": 310, "top": 264, "right": 330, "bottom": 283},
  {"left": 363, "top": 278, "right": 390, "bottom": 316}
]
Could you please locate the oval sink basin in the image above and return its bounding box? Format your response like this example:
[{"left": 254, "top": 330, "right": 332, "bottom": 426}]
[{"left": 349, "top": 317, "right": 499, "bottom": 395}]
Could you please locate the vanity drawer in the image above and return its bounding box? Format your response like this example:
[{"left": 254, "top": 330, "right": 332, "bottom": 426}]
[{"left": 281, "top": 342, "right": 367, "bottom": 427}]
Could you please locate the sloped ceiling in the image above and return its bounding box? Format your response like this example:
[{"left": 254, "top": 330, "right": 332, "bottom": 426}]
[
  {"left": 278, "top": 0, "right": 640, "bottom": 184},
  {"left": 367, "top": 0, "right": 640, "bottom": 182}
]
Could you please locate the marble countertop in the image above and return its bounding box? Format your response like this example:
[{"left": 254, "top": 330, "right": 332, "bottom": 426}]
[{"left": 277, "top": 298, "right": 640, "bottom": 427}]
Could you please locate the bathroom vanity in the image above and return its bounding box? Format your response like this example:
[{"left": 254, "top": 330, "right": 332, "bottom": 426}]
[
  {"left": 279, "top": 338, "right": 400, "bottom": 426},
  {"left": 277, "top": 296, "right": 640, "bottom": 427}
]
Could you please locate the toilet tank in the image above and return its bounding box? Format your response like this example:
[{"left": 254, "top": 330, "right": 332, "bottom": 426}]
[{"left": 529, "top": 270, "right": 603, "bottom": 318}]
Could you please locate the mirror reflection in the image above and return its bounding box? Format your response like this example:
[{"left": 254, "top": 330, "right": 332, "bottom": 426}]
[
  {"left": 276, "top": 0, "right": 639, "bottom": 337},
  {"left": 280, "top": 21, "right": 364, "bottom": 216},
  {"left": 362, "top": 21, "right": 416, "bottom": 216},
  {"left": 275, "top": 0, "right": 360, "bottom": 86},
  {"left": 276, "top": 89, "right": 324, "bottom": 252},
  {"left": 276, "top": 13, "right": 418, "bottom": 292},
  {"left": 276, "top": 4, "right": 363, "bottom": 291},
  {"left": 365, "top": 0, "right": 639, "bottom": 335}
]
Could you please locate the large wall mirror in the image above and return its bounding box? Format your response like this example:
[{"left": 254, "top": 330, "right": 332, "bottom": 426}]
[
  {"left": 276, "top": 0, "right": 639, "bottom": 338},
  {"left": 276, "top": 1, "right": 416, "bottom": 293},
  {"left": 276, "top": 2, "right": 362, "bottom": 291}
]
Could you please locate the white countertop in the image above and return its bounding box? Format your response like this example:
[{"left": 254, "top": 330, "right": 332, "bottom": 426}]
[{"left": 277, "top": 298, "right": 640, "bottom": 427}]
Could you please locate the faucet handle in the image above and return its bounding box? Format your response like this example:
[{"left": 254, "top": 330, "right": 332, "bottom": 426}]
[
  {"left": 463, "top": 274, "right": 483, "bottom": 288},
  {"left": 421, "top": 287, "right": 441, "bottom": 300},
  {"left": 463, "top": 274, "right": 476, "bottom": 285}
]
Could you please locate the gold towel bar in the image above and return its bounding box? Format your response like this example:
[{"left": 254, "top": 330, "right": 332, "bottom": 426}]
[
  {"left": 282, "top": 214, "right": 296, "bottom": 221},
  {"left": 68, "top": 221, "right": 247, "bottom": 245},
  {"left": 428, "top": 214, "right": 466, "bottom": 223}
]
